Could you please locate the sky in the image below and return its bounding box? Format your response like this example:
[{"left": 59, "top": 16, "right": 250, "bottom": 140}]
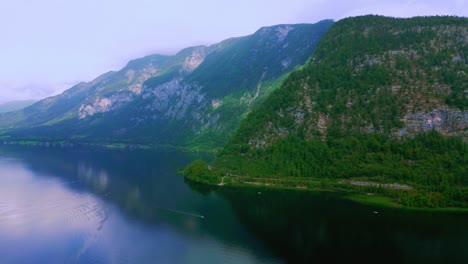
[{"left": 0, "top": 0, "right": 466, "bottom": 103}]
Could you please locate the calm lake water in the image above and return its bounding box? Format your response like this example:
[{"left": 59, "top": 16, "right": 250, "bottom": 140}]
[{"left": 0, "top": 146, "right": 466, "bottom": 263}]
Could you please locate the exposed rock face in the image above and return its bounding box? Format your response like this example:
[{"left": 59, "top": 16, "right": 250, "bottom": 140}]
[
  {"left": 399, "top": 108, "right": 468, "bottom": 139},
  {"left": 77, "top": 64, "right": 161, "bottom": 119},
  {"left": 79, "top": 98, "right": 111, "bottom": 119},
  {"left": 211, "top": 100, "right": 221, "bottom": 109},
  {"left": 0, "top": 21, "right": 334, "bottom": 149},
  {"left": 78, "top": 92, "right": 134, "bottom": 119},
  {"left": 183, "top": 48, "right": 207, "bottom": 73},
  {"left": 141, "top": 79, "right": 204, "bottom": 121},
  {"left": 92, "top": 22, "right": 333, "bottom": 145},
  {"left": 126, "top": 65, "right": 159, "bottom": 94},
  {"left": 0, "top": 47, "right": 211, "bottom": 128},
  {"left": 135, "top": 78, "right": 220, "bottom": 135},
  {"left": 231, "top": 16, "right": 468, "bottom": 150},
  {"left": 78, "top": 47, "right": 210, "bottom": 119},
  {"left": 276, "top": 25, "right": 294, "bottom": 42}
]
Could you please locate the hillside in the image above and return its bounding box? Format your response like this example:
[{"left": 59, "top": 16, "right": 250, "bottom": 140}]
[
  {"left": 0, "top": 52, "right": 189, "bottom": 128},
  {"left": 0, "top": 21, "right": 333, "bottom": 150},
  {"left": 0, "top": 100, "right": 37, "bottom": 113},
  {"left": 186, "top": 16, "right": 468, "bottom": 208}
]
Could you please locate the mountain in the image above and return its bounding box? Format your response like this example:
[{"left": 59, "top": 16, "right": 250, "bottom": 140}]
[
  {"left": 188, "top": 16, "right": 467, "bottom": 208},
  {"left": 0, "top": 47, "right": 207, "bottom": 129},
  {"left": 0, "top": 100, "right": 37, "bottom": 113},
  {"left": 0, "top": 20, "right": 334, "bottom": 149}
]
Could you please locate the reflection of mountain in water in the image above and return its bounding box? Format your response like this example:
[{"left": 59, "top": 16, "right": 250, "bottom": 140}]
[
  {"left": 0, "top": 146, "right": 276, "bottom": 262},
  {"left": 2, "top": 146, "right": 467, "bottom": 263},
  {"left": 0, "top": 146, "right": 212, "bottom": 221},
  {"left": 213, "top": 187, "right": 468, "bottom": 263}
]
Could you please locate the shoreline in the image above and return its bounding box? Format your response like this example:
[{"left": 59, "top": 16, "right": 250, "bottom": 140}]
[
  {"left": 0, "top": 140, "right": 218, "bottom": 153},
  {"left": 184, "top": 174, "right": 468, "bottom": 212}
]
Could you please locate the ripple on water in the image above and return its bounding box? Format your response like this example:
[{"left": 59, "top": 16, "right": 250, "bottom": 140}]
[
  {"left": 0, "top": 167, "right": 112, "bottom": 263},
  {"left": 0, "top": 156, "right": 284, "bottom": 264}
]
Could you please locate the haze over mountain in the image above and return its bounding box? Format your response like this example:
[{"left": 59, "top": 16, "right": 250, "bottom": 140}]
[
  {"left": 1, "top": 1, "right": 466, "bottom": 104},
  {"left": 0, "top": 100, "right": 37, "bottom": 114},
  {"left": 0, "top": 20, "right": 333, "bottom": 149}
]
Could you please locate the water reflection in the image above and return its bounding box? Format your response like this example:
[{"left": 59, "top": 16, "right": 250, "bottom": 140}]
[
  {"left": 0, "top": 147, "right": 277, "bottom": 264},
  {"left": 0, "top": 167, "right": 101, "bottom": 237},
  {"left": 1, "top": 146, "right": 466, "bottom": 263},
  {"left": 0, "top": 158, "right": 109, "bottom": 263},
  {"left": 209, "top": 186, "right": 468, "bottom": 263},
  {"left": 77, "top": 162, "right": 109, "bottom": 192}
]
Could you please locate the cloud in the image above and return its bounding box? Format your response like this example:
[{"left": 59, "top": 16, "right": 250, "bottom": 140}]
[
  {"left": 0, "top": 0, "right": 466, "bottom": 103},
  {"left": 0, "top": 82, "right": 79, "bottom": 103}
]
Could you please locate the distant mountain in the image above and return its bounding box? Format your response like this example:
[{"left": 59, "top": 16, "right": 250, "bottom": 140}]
[
  {"left": 0, "top": 20, "right": 334, "bottom": 149},
  {"left": 0, "top": 100, "right": 37, "bottom": 113},
  {"left": 193, "top": 16, "right": 467, "bottom": 208},
  {"left": 0, "top": 47, "right": 208, "bottom": 129}
]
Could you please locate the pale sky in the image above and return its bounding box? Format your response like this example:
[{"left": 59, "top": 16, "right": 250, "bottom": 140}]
[{"left": 0, "top": 0, "right": 466, "bottom": 103}]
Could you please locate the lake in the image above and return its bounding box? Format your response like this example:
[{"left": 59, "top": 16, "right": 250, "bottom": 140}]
[{"left": 0, "top": 146, "right": 466, "bottom": 263}]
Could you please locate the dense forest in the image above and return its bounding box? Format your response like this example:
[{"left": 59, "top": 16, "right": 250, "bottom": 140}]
[{"left": 185, "top": 16, "right": 468, "bottom": 208}]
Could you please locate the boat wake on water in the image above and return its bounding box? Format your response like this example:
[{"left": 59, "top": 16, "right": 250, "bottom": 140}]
[{"left": 154, "top": 206, "right": 205, "bottom": 219}]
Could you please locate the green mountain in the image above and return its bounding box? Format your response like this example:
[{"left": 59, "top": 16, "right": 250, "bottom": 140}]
[
  {"left": 0, "top": 100, "right": 37, "bottom": 113},
  {"left": 187, "top": 16, "right": 468, "bottom": 208},
  {"left": 0, "top": 21, "right": 333, "bottom": 149},
  {"left": 0, "top": 48, "right": 208, "bottom": 128}
]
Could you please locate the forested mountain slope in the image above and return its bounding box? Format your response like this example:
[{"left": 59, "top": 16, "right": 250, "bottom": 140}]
[
  {"left": 0, "top": 20, "right": 333, "bottom": 149},
  {"left": 190, "top": 16, "right": 468, "bottom": 208}
]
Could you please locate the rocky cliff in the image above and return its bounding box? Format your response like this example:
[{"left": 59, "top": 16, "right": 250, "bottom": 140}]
[
  {"left": 0, "top": 21, "right": 334, "bottom": 149},
  {"left": 201, "top": 16, "right": 467, "bottom": 208},
  {"left": 230, "top": 16, "right": 467, "bottom": 152}
]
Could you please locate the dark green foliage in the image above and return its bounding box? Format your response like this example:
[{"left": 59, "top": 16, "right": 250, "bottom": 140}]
[
  {"left": 312, "top": 15, "right": 467, "bottom": 110},
  {"left": 183, "top": 159, "right": 220, "bottom": 184},
  {"left": 205, "top": 16, "right": 468, "bottom": 208},
  {"left": 215, "top": 131, "right": 467, "bottom": 207}
]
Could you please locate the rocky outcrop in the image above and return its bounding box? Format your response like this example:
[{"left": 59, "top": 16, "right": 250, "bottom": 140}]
[
  {"left": 0, "top": 21, "right": 334, "bottom": 149},
  {"left": 78, "top": 47, "right": 209, "bottom": 120},
  {"left": 78, "top": 92, "right": 135, "bottom": 119},
  {"left": 183, "top": 48, "right": 207, "bottom": 72},
  {"left": 233, "top": 16, "right": 468, "bottom": 150},
  {"left": 399, "top": 108, "right": 468, "bottom": 140}
]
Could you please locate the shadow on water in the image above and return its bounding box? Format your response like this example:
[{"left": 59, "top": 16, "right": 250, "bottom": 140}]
[
  {"left": 0, "top": 146, "right": 277, "bottom": 263},
  {"left": 1, "top": 146, "right": 467, "bottom": 263},
  {"left": 186, "top": 181, "right": 468, "bottom": 263}
]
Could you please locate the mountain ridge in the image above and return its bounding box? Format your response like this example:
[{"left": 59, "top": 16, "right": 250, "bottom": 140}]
[
  {"left": 0, "top": 20, "right": 334, "bottom": 150},
  {"left": 186, "top": 15, "right": 467, "bottom": 208},
  {"left": 0, "top": 100, "right": 38, "bottom": 114}
]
